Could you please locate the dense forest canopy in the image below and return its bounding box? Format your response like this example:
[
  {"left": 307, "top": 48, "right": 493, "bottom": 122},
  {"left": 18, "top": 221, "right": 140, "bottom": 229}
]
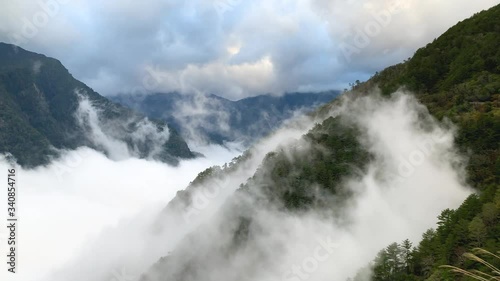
[{"left": 350, "top": 4, "right": 500, "bottom": 281}]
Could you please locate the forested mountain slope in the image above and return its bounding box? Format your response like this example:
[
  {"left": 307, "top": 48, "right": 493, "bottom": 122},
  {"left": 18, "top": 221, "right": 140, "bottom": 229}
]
[
  {"left": 354, "top": 4, "right": 499, "bottom": 188},
  {"left": 349, "top": 4, "right": 500, "bottom": 281},
  {"left": 0, "top": 43, "right": 195, "bottom": 167},
  {"left": 131, "top": 4, "right": 499, "bottom": 281}
]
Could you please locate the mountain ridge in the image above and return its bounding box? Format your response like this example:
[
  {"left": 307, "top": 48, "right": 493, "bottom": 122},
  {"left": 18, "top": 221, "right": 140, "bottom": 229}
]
[
  {"left": 0, "top": 42, "right": 195, "bottom": 167},
  {"left": 140, "top": 4, "right": 499, "bottom": 281},
  {"left": 111, "top": 90, "right": 340, "bottom": 145},
  {"left": 347, "top": 4, "right": 499, "bottom": 280}
]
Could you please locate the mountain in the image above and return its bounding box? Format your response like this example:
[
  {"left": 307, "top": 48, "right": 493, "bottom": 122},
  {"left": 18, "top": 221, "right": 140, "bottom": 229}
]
[
  {"left": 111, "top": 91, "right": 340, "bottom": 144},
  {"left": 346, "top": 4, "right": 500, "bottom": 280},
  {"left": 141, "top": 105, "right": 372, "bottom": 281},
  {"left": 0, "top": 43, "right": 195, "bottom": 167},
  {"left": 351, "top": 6, "right": 499, "bottom": 188},
  {"left": 138, "top": 4, "right": 499, "bottom": 281}
]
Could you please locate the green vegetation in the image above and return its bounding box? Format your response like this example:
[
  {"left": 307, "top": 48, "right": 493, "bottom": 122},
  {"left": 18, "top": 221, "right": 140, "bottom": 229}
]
[
  {"left": 0, "top": 42, "right": 194, "bottom": 167},
  {"left": 351, "top": 4, "right": 500, "bottom": 280},
  {"left": 244, "top": 116, "right": 371, "bottom": 211},
  {"left": 440, "top": 248, "right": 500, "bottom": 280},
  {"left": 357, "top": 5, "right": 500, "bottom": 188},
  {"left": 148, "top": 112, "right": 373, "bottom": 281},
  {"left": 148, "top": 5, "right": 500, "bottom": 279},
  {"left": 112, "top": 91, "right": 340, "bottom": 145},
  {"left": 354, "top": 187, "right": 499, "bottom": 281},
  {"left": 164, "top": 115, "right": 371, "bottom": 215}
]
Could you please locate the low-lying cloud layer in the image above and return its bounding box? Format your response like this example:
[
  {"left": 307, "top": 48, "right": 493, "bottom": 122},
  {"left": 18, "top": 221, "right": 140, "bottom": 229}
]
[
  {"left": 0, "top": 0, "right": 497, "bottom": 99},
  {"left": 133, "top": 91, "right": 471, "bottom": 281},
  {"left": 0, "top": 90, "right": 472, "bottom": 281},
  {"left": 41, "top": 113, "right": 316, "bottom": 281},
  {"left": 0, "top": 145, "right": 241, "bottom": 281},
  {"left": 0, "top": 106, "right": 316, "bottom": 281}
]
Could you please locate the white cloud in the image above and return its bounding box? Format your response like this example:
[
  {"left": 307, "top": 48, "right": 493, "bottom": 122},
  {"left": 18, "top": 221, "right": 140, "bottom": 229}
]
[
  {"left": 129, "top": 91, "right": 470, "bottom": 281},
  {"left": 75, "top": 94, "right": 132, "bottom": 160},
  {"left": 0, "top": 91, "right": 472, "bottom": 281},
  {"left": 0, "top": 108, "right": 316, "bottom": 281},
  {"left": 0, "top": 0, "right": 497, "bottom": 99},
  {"left": 74, "top": 93, "right": 176, "bottom": 160},
  {"left": 149, "top": 56, "right": 276, "bottom": 100},
  {"left": 0, "top": 144, "right": 240, "bottom": 281}
]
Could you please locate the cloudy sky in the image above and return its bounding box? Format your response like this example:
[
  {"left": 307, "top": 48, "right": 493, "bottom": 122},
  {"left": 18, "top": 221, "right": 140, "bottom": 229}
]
[{"left": 0, "top": 0, "right": 497, "bottom": 100}]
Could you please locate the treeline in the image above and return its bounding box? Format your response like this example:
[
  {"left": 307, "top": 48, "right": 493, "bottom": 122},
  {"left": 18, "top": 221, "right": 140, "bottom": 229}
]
[
  {"left": 352, "top": 185, "right": 499, "bottom": 280},
  {"left": 360, "top": 4, "right": 500, "bottom": 189},
  {"left": 244, "top": 116, "right": 371, "bottom": 212},
  {"left": 350, "top": 4, "right": 500, "bottom": 280}
]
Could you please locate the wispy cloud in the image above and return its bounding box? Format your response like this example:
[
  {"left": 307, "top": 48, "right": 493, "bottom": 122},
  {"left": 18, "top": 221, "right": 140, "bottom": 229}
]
[
  {"left": 0, "top": 143, "right": 240, "bottom": 281},
  {"left": 5, "top": 90, "right": 471, "bottom": 281}
]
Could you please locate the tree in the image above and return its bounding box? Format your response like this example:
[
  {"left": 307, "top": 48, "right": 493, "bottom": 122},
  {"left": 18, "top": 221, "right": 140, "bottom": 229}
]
[
  {"left": 468, "top": 216, "right": 487, "bottom": 246},
  {"left": 440, "top": 248, "right": 500, "bottom": 280},
  {"left": 481, "top": 202, "right": 498, "bottom": 226},
  {"left": 386, "top": 242, "right": 402, "bottom": 276},
  {"left": 401, "top": 239, "right": 413, "bottom": 274},
  {"left": 373, "top": 249, "right": 390, "bottom": 281}
]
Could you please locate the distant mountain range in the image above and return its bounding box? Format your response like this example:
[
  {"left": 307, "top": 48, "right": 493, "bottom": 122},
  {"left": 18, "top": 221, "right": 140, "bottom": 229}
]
[
  {"left": 0, "top": 43, "right": 340, "bottom": 167},
  {"left": 0, "top": 43, "right": 195, "bottom": 167},
  {"left": 111, "top": 91, "right": 340, "bottom": 145}
]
